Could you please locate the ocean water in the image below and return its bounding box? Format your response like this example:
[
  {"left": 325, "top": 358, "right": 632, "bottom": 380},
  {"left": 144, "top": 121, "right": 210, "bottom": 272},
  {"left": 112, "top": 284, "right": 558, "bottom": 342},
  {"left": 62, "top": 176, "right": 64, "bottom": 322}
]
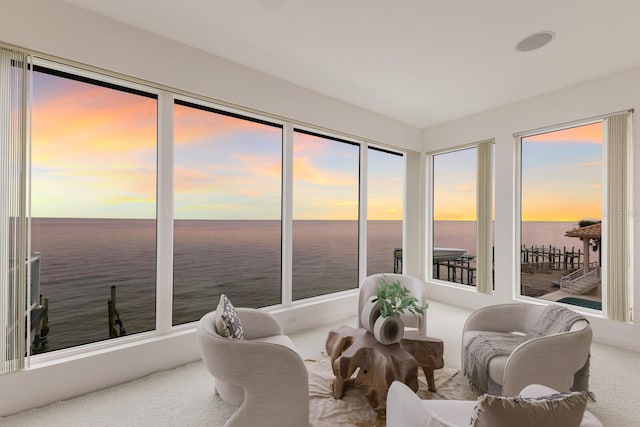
[
  {"left": 30, "top": 218, "right": 584, "bottom": 352},
  {"left": 434, "top": 220, "right": 586, "bottom": 256},
  {"left": 31, "top": 218, "right": 401, "bottom": 351}
]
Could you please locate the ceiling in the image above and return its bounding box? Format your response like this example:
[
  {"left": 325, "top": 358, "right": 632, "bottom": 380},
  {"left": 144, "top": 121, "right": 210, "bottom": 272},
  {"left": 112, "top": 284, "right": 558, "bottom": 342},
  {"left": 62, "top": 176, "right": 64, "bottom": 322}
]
[{"left": 60, "top": 0, "right": 640, "bottom": 129}]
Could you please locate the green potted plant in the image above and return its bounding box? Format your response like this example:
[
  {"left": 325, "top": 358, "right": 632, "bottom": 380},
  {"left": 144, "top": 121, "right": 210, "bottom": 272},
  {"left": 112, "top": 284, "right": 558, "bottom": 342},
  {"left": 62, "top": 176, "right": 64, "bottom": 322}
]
[
  {"left": 361, "top": 275, "right": 427, "bottom": 345},
  {"left": 376, "top": 277, "right": 426, "bottom": 318}
]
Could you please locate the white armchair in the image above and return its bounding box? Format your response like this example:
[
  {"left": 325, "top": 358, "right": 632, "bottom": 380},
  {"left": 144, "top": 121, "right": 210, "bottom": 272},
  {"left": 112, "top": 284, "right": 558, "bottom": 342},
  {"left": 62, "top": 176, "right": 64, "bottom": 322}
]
[
  {"left": 358, "top": 273, "right": 427, "bottom": 334},
  {"left": 387, "top": 381, "right": 602, "bottom": 427},
  {"left": 462, "top": 303, "right": 592, "bottom": 396},
  {"left": 197, "top": 308, "right": 309, "bottom": 427}
]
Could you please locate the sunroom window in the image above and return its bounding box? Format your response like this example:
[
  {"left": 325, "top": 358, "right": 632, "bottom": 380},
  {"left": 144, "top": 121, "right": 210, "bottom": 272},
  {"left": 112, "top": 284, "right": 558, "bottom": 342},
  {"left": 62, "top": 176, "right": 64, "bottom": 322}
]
[
  {"left": 292, "top": 129, "right": 360, "bottom": 300},
  {"left": 30, "top": 64, "right": 158, "bottom": 352},
  {"left": 172, "top": 100, "right": 283, "bottom": 325},
  {"left": 430, "top": 141, "right": 493, "bottom": 292},
  {"left": 367, "top": 147, "right": 404, "bottom": 276},
  {"left": 518, "top": 113, "right": 633, "bottom": 320},
  {"left": 2, "top": 51, "right": 410, "bottom": 361},
  {"left": 520, "top": 122, "right": 603, "bottom": 308}
]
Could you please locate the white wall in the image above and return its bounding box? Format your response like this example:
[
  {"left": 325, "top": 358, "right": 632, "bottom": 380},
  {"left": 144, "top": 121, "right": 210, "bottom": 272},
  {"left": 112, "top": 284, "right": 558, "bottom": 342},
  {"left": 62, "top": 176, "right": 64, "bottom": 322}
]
[
  {"left": 0, "top": 0, "right": 422, "bottom": 416},
  {"left": 423, "top": 65, "right": 640, "bottom": 353}
]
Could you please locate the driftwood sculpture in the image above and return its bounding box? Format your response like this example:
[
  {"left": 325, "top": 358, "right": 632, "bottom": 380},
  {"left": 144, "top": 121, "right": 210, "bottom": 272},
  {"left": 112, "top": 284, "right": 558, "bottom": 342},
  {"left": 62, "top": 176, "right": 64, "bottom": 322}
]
[
  {"left": 325, "top": 326, "right": 445, "bottom": 407},
  {"left": 326, "top": 326, "right": 418, "bottom": 408}
]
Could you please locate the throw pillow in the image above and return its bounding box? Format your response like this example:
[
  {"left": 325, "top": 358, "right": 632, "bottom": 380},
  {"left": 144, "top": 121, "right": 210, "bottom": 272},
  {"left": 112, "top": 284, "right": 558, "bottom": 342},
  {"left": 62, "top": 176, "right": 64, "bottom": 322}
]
[
  {"left": 469, "top": 391, "right": 590, "bottom": 427},
  {"left": 214, "top": 294, "right": 244, "bottom": 339}
]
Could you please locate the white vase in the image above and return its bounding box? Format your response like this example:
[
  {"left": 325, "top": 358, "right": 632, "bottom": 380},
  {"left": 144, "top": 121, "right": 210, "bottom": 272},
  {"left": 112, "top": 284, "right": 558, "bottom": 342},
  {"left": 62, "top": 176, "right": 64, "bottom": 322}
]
[
  {"left": 360, "top": 296, "right": 382, "bottom": 334},
  {"left": 373, "top": 316, "right": 404, "bottom": 345},
  {"left": 418, "top": 313, "right": 427, "bottom": 336}
]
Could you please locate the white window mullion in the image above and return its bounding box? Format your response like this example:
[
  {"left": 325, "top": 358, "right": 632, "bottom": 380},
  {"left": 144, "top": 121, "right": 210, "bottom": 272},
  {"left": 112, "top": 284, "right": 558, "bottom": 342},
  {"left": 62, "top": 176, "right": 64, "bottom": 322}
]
[
  {"left": 424, "top": 153, "right": 434, "bottom": 280},
  {"left": 281, "top": 123, "right": 294, "bottom": 307},
  {"left": 359, "top": 146, "right": 368, "bottom": 284},
  {"left": 156, "top": 91, "right": 174, "bottom": 334}
]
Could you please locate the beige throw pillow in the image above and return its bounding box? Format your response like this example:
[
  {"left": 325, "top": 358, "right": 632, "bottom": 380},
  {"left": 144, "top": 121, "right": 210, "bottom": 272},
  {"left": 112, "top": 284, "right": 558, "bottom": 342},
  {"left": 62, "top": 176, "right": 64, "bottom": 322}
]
[{"left": 470, "top": 391, "right": 590, "bottom": 427}]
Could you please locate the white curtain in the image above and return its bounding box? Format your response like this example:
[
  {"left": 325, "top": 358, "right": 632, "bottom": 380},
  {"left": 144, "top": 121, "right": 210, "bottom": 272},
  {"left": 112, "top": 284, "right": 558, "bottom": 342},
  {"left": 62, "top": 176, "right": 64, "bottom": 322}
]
[
  {"left": 476, "top": 141, "right": 494, "bottom": 294},
  {"left": 605, "top": 111, "right": 633, "bottom": 322},
  {"left": 0, "top": 47, "right": 30, "bottom": 374}
]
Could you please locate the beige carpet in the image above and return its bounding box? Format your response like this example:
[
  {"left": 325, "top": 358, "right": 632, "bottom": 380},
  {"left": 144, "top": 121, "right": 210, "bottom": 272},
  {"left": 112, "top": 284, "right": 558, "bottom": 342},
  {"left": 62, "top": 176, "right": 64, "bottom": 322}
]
[
  {"left": 0, "top": 356, "right": 476, "bottom": 427},
  {"left": 307, "top": 354, "right": 478, "bottom": 426}
]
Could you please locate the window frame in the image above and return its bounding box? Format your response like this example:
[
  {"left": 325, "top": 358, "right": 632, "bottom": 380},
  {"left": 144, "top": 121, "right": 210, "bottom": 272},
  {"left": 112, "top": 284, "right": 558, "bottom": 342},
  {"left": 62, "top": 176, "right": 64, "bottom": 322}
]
[
  {"left": 29, "top": 58, "right": 163, "bottom": 364},
  {"left": 171, "top": 96, "right": 285, "bottom": 324},
  {"left": 426, "top": 140, "right": 494, "bottom": 292},
  {"left": 290, "top": 127, "right": 362, "bottom": 301},
  {"left": 23, "top": 58, "right": 410, "bottom": 365},
  {"left": 365, "top": 145, "right": 405, "bottom": 277},
  {"left": 514, "top": 113, "right": 632, "bottom": 317}
]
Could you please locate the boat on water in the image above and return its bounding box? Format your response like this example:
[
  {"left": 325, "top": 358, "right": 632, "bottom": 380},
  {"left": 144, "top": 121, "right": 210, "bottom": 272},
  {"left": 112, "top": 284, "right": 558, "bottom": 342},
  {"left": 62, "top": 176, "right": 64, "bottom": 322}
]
[{"left": 433, "top": 247, "right": 466, "bottom": 262}]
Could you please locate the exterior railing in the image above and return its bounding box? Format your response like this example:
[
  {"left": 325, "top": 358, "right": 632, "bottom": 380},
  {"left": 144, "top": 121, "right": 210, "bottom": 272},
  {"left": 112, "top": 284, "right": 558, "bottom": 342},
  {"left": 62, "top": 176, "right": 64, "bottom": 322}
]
[{"left": 560, "top": 267, "right": 601, "bottom": 295}]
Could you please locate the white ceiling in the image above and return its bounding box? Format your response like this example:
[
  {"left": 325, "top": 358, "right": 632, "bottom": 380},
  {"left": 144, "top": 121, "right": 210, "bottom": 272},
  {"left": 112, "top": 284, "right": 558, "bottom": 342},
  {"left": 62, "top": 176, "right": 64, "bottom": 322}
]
[{"left": 61, "top": 0, "right": 640, "bottom": 128}]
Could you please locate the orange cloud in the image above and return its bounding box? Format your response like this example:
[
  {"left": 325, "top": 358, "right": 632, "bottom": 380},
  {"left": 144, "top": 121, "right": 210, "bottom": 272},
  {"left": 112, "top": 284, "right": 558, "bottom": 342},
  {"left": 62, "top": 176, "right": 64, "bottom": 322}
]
[
  {"left": 293, "top": 156, "right": 357, "bottom": 186},
  {"left": 233, "top": 154, "right": 281, "bottom": 178},
  {"left": 455, "top": 183, "right": 475, "bottom": 191},
  {"left": 525, "top": 122, "right": 602, "bottom": 144},
  {"left": 577, "top": 161, "right": 602, "bottom": 166},
  {"left": 34, "top": 166, "right": 156, "bottom": 202},
  {"left": 174, "top": 167, "right": 217, "bottom": 194},
  {"left": 174, "top": 103, "right": 280, "bottom": 146},
  {"left": 368, "top": 207, "right": 401, "bottom": 220},
  {"left": 32, "top": 85, "right": 156, "bottom": 169}
]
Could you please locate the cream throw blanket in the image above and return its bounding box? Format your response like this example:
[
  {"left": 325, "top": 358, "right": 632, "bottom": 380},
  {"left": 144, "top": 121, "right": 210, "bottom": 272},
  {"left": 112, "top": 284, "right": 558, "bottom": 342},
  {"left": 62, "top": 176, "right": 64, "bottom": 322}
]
[{"left": 464, "top": 305, "right": 587, "bottom": 393}]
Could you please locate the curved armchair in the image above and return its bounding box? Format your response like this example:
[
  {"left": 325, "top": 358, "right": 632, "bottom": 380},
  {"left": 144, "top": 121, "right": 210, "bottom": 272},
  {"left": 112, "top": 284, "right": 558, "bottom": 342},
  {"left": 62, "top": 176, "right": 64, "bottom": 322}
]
[
  {"left": 197, "top": 308, "right": 309, "bottom": 427},
  {"left": 358, "top": 273, "right": 428, "bottom": 334},
  {"left": 462, "top": 303, "right": 592, "bottom": 396}
]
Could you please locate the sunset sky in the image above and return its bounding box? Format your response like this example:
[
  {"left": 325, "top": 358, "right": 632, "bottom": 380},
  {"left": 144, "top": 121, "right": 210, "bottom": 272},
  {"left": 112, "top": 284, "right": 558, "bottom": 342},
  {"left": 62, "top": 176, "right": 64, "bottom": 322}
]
[
  {"left": 433, "top": 147, "right": 477, "bottom": 221},
  {"left": 432, "top": 123, "right": 602, "bottom": 222},
  {"left": 521, "top": 122, "right": 602, "bottom": 222},
  {"left": 31, "top": 71, "right": 157, "bottom": 219},
  {"left": 31, "top": 68, "right": 598, "bottom": 223},
  {"left": 31, "top": 69, "right": 403, "bottom": 221}
]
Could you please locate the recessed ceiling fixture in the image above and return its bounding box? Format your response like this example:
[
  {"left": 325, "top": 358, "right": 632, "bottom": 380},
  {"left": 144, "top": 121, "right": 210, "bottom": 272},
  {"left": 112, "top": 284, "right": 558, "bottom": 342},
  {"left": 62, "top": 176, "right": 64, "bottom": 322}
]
[{"left": 516, "top": 31, "right": 555, "bottom": 52}]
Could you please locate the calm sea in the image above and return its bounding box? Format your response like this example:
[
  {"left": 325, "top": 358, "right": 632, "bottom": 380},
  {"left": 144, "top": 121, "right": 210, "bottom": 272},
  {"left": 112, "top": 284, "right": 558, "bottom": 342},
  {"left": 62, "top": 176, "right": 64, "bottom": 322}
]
[
  {"left": 31, "top": 218, "right": 401, "bottom": 351},
  {"left": 30, "top": 218, "right": 582, "bottom": 351}
]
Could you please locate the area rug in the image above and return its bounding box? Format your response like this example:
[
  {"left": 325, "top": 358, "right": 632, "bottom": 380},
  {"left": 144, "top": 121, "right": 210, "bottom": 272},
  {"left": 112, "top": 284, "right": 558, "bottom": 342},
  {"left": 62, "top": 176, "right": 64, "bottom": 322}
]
[
  {"left": 0, "top": 356, "right": 477, "bottom": 427},
  {"left": 307, "top": 354, "right": 478, "bottom": 426}
]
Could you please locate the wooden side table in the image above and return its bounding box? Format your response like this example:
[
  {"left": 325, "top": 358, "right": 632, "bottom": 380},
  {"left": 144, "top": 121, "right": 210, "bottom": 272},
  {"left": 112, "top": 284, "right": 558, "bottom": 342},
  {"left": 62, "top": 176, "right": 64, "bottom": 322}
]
[
  {"left": 325, "top": 326, "right": 446, "bottom": 407},
  {"left": 400, "top": 330, "right": 445, "bottom": 392},
  {"left": 325, "top": 326, "right": 418, "bottom": 408}
]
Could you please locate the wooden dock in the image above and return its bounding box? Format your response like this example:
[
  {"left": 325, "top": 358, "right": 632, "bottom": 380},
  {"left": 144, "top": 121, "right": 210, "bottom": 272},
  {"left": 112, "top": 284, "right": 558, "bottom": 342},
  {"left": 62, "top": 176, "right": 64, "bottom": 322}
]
[{"left": 394, "top": 245, "right": 588, "bottom": 289}]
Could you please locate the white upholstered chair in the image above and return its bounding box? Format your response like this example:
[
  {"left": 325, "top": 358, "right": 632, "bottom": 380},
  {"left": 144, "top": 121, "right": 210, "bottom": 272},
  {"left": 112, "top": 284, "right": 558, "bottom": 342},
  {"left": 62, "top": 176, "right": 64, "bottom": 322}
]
[
  {"left": 197, "top": 308, "right": 309, "bottom": 427},
  {"left": 462, "top": 303, "right": 592, "bottom": 396},
  {"left": 357, "top": 273, "right": 428, "bottom": 335},
  {"left": 387, "top": 381, "right": 602, "bottom": 427}
]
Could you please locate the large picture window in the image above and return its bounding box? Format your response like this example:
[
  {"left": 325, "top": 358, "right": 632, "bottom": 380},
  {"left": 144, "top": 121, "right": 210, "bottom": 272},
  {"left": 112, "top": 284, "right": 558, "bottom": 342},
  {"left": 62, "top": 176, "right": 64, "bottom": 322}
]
[
  {"left": 4, "top": 52, "right": 410, "bottom": 361},
  {"left": 172, "top": 100, "right": 283, "bottom": 325},
  {"left": 292, "top": 130, "right": 360, "bottom": 300},
  {"left": 520, "top": 122, "right": 604, "bottom": 310},
  {"left": 30, "top": 64, "right": 158, "bottom": 352},
  {"left": 430, "top": 141, "right": 493, "bottom": 292},
  {"left": 431, "top": 147, "right": 478, "bottom": 286},
  {"left": 367, "top": 147, "right": 404, "bottom": 276}
]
